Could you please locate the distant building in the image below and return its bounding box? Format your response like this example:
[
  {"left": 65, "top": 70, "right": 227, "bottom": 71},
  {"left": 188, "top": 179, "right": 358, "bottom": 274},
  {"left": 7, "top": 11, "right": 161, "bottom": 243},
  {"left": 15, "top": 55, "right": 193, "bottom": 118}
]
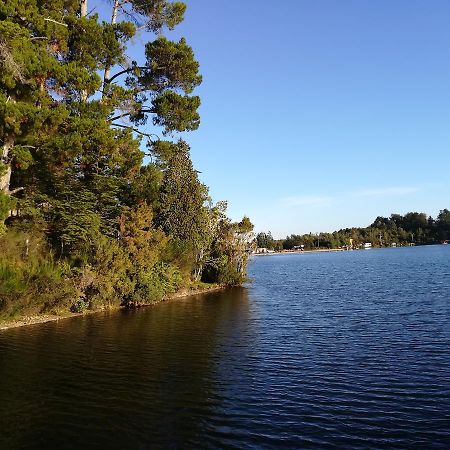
[{"left": 256, "top": 248, "right": 275, "bottom": 254}]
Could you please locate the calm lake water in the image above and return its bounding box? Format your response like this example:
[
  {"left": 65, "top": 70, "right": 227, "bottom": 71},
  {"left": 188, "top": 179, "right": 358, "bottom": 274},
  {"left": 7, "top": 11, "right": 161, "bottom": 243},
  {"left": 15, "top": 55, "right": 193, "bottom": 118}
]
[{"left": 1, "top": 246, "right": 450, "bottom": 449}]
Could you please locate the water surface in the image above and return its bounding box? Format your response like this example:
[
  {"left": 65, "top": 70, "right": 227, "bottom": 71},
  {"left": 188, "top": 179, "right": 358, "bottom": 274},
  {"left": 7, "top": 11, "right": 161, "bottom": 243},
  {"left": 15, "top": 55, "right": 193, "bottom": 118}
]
[{"left": 1, "top": 245, "right": 450, "bottom": 449}]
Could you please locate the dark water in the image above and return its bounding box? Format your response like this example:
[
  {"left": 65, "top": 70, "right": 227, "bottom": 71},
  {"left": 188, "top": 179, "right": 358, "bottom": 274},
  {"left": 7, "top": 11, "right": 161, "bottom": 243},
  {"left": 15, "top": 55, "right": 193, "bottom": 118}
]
[{"left": 1, "top": 246, "right": 450, "bottom": 449}]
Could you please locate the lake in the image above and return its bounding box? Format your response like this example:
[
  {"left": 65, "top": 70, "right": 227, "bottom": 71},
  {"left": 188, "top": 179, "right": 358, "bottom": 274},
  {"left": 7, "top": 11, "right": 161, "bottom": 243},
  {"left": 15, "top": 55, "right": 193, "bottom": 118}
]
[{"left": 1, "top": 245, "right": 450, "bottom": 449}]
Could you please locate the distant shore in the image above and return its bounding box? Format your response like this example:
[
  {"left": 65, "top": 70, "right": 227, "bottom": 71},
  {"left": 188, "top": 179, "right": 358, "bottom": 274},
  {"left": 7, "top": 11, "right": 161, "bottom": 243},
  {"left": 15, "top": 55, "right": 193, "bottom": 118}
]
[
  {"left": 0, "top": 283, "right": 225, "bottom": 332},
  {"left": 253, "top": 248, "right": 345, "bottom": 256}
]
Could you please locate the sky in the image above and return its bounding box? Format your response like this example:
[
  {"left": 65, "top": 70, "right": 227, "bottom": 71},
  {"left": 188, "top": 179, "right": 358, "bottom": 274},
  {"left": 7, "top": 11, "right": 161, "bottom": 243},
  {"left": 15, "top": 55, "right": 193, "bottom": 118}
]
[{"left": 102, "top": 0, "right": 450, "bottom": 238}]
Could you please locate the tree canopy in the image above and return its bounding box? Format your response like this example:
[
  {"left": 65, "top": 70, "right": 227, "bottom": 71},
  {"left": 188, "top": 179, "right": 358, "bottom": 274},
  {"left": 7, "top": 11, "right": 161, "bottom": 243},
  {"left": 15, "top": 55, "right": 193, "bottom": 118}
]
[{"left": 0, "top": 0, "right": 253, "bottom": 319}]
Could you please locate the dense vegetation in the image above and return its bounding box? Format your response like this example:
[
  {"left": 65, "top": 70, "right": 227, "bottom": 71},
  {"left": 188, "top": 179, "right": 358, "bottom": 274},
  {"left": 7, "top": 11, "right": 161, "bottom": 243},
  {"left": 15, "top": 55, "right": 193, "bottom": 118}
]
[
  {"left": 0, "top": 0, "right": 253, "bottom": 319},
  {"left": 257, "top": 209, "right": 450, "bottom": 251}
]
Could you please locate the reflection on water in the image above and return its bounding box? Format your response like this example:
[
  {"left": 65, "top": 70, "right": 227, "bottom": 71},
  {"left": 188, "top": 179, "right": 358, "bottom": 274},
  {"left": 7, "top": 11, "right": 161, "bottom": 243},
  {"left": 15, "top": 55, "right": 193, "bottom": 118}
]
[
  {"left": 0, "top": 289, "right": 254, "bottom": 449},
  {"left": 1, "top": 245, "right": 450, "bottom": 449}
]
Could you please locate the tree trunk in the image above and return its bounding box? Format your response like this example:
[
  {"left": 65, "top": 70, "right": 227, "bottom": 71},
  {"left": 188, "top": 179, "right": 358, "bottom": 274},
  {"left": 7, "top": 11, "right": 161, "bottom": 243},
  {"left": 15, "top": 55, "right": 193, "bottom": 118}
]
[
  {"left": 0, "top": 135, "right": 14, "bottom": 194},
  {"left": 194, "top": 247, "right": 204, "bottom": 281},
  {"left": 80, "top": 0, "right": 88, "bottom": 101},
  {"left": 102, "top": 0, "right": 120, "bottom": 98},
  {"left": 1, "top": 94, "right": 16, "bottom": 195},
  {"left": 80, "top": 0, "right": 88, "bottom": 17}
]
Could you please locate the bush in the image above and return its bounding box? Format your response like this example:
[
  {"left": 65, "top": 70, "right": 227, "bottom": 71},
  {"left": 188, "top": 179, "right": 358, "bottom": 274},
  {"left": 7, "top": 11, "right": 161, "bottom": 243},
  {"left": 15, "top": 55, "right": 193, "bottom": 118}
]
[
  {"left": 70, "top": 299, "right": 88, "bottom": 313},
  {"left": 126, "top": 262, "right": 185, "bottom": 306},
  {"left": 0, "top": 230, "right": 76, "bottom": 318},
  {"left": 202, "top": 255, "right": 246, "bottom": 286},
  {"left": 0, "top": 192, "right": 16, "bottom": 237}
]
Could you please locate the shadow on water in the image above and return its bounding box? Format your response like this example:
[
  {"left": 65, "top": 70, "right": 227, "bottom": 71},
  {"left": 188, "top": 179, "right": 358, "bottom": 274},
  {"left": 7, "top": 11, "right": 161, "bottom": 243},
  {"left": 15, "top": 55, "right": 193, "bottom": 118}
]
[{"left": 0, "top": 288, "right": 253, "bottom": 449}]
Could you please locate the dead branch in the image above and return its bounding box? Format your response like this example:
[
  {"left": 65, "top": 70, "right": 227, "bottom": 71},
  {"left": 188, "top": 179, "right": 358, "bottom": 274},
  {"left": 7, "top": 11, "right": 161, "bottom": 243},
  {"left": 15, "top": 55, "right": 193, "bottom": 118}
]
[
  {"left": 44, "top": 17, "right": 68, "bottom": 27},
  {"left": 9, "top": 187, "right": 24, "bottom": 195}
]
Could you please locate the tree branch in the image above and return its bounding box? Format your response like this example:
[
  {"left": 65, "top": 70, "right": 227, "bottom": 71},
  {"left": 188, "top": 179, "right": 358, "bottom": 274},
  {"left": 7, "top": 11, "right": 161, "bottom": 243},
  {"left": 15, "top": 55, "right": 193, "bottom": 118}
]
[
  {"left": 9, "top": 187, "right": 24, "bottom": 195},
  {"left": 44, "top": 18, "right": 68, "bottom": 27},
  {"left": 109, "top": 108, "right": 153, "bottom": 122},
  {"left": 111, "top": 122, "right": 159, "bottom": 141},
  {"left": 106, "top": 66, "right": 148, "bottom": 84}
]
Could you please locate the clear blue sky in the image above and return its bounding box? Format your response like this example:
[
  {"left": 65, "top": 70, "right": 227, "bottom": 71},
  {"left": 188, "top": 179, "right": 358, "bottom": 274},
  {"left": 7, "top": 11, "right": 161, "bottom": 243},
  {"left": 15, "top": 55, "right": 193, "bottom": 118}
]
[{"left": 107, "top": 0, "right": 450, "bottom": 238}]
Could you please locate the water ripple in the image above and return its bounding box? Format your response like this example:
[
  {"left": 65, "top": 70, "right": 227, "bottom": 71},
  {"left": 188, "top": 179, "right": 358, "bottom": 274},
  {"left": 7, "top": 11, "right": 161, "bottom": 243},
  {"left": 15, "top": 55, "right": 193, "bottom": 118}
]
[{"left": 1, "top": 245, "right": 450, "bottom": 449}]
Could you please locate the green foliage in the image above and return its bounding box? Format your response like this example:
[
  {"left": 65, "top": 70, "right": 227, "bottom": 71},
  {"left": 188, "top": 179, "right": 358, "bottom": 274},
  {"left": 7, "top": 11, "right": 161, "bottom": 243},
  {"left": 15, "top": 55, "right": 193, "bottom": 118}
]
[
  {"left": 70, "top": 299, "right": 88, "bottom": 314},
  {"left": 10, "top": 145, "right": 33, "bottom": 170},
  {"left": 128, "top": 1, "right": 186, "bottom": 32},
  {"left": 279, "top": 209, "right": 450, "bottom": 250},
  {"left": 130, "top": 262, "right": 184, "bottom": 305},
  {"left": 436, "top": 209, "right": 450, "bottom": 240},
  {"left": 0, "top": 0, "right": 252, "bottom": 321},
  {"left": 202, "top": 212, "right": 254, "bottom": 286},
  {"left": 256, "top": 232, "right": 275, "bottom": 249},
  {"left": 202, "top": 254, "right": 246, "bottom": 286},
  {"left": 151, "top": 91, "right": 201, "bottom": 133},
  {"left": 0, "top": 231, "right": 76, "bottom": 317},
  {"left": 51, "top": 189, "right": 101, "bottom": 251},
  {"left": 84, "top": 237, "right": 134, "bottom": 307},
  {"left": 217, "top": 259, "right": 247, "bottom": 286},
  {"left": 154, "top": 140, "right": 209, "bottom": 242},
  {"left": 142, "top": 37, "right": 202, "bottom": 94},
  {"left": 117, "top": 203, "right": 186, "bottom": 306}
]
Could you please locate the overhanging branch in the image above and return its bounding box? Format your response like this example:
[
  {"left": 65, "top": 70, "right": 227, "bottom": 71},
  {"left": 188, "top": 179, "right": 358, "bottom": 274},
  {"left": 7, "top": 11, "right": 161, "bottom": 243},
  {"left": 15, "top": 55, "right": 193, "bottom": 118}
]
[
  {"left": 111, "top": 122, "right": 159, "bottom": 141},
  {"left": 106, "top": 66, "right": 148, "bottom": 84},
  {"left": 109, "top": 108, "right": 153, "bottom": 122}
]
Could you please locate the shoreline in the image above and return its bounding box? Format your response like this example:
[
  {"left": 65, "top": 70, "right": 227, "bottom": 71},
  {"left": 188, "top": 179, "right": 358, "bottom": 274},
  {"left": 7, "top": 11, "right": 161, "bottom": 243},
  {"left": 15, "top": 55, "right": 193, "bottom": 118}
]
[
  {"left": 253, "top": 248, "right": 345, "bottom": 256},
  {"left": 0, "top": 283, "right": 226, "bottom": 332}
]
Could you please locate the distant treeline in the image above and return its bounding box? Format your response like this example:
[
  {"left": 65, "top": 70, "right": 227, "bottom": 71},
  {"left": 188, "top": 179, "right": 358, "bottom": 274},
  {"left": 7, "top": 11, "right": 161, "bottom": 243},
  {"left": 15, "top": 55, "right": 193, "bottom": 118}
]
[{"left": 256, "top": 209, "right": 450, "bottom": 251}]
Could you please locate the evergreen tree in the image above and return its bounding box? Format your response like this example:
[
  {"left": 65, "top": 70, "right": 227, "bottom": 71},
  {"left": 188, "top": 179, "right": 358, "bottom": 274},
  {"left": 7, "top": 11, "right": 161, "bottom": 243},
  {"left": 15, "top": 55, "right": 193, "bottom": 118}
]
[{"left": 0, "top": 1, "right": 254, "bottom": 318}]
